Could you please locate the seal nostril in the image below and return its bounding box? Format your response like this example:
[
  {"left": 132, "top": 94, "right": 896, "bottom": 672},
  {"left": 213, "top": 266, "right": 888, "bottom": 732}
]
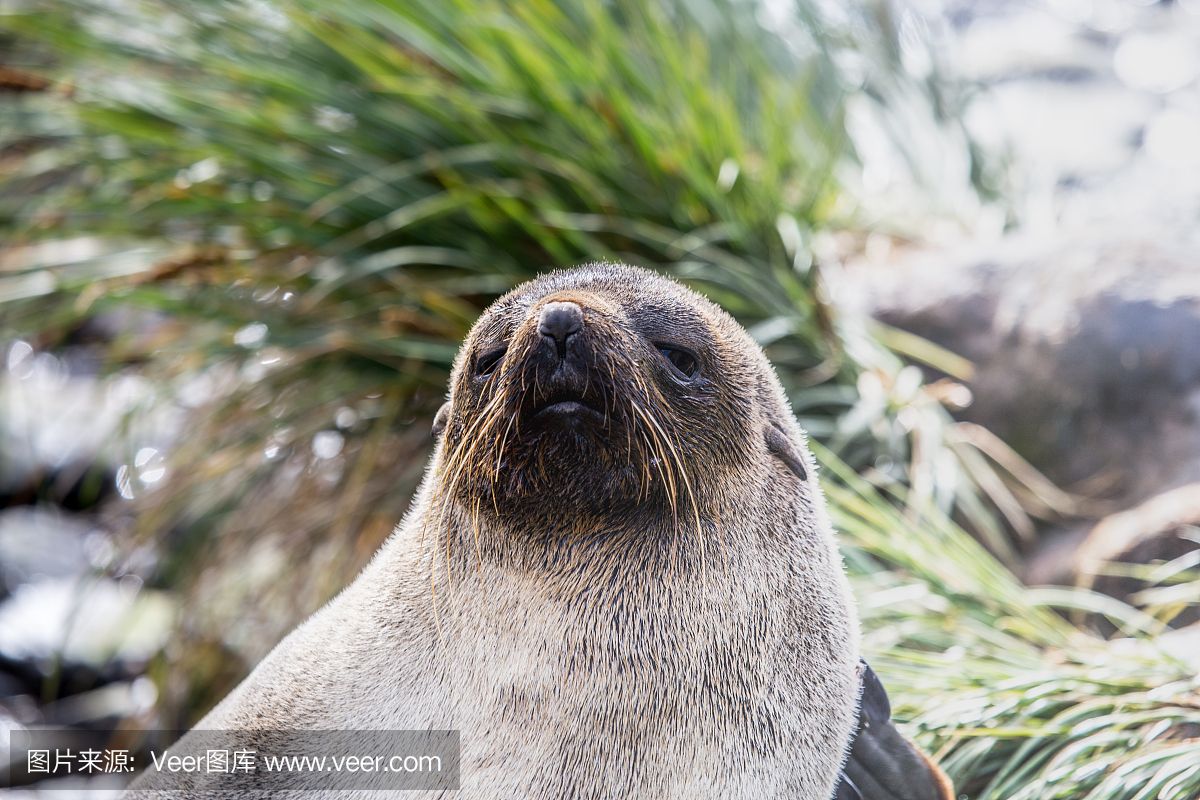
[{"left": 537, "top": 301, "right": 584, "bottom": 358}]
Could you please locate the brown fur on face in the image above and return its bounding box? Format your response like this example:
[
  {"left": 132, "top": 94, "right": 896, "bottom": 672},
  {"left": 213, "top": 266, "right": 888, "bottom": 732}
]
[{"left": 430, "top": 263, "right": 815, "bottom": 569}]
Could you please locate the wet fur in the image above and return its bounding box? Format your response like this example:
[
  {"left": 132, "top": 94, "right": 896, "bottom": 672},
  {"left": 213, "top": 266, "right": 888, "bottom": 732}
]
[{"left": 132, "top": 263, "right": 860, "bottom": 798}]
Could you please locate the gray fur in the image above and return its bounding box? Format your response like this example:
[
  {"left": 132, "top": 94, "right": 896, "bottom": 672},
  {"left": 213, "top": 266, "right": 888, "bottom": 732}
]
[{"left": 131, "top": 263, "right": 860, "bottom": 798}]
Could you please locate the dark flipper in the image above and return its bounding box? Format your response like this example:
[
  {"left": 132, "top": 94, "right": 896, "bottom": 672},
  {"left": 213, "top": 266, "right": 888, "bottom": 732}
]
[{"left": 833, "top": 661, "right": 955, "bottom": 800}]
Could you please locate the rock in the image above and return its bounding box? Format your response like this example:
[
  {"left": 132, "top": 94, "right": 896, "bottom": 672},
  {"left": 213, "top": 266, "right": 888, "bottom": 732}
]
[
  {"left": 1075, "top": 484, "right": 1200, "bottom": 628},
  {"left": 840, "top": 230, "right": 1200, "bottom": 509},
  {"left": 1075, "top": 483, "right": 1200, "bottom": 578},
  {"left": 1, "top": 342, "right": 179, "bottom": 506},
  {"left": 833, "top": 227, "right": 1200, "bottom": 615},
  {"left": 0, "top": 508, "right": 96, "bottom": 592},
  {"left": 0, "top": 577, "right": 174, "bottom": 671}
]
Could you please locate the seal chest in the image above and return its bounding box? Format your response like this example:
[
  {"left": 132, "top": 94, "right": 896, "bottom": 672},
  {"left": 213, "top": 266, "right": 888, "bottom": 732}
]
[{"left": 152, "top": 263, "right": 862, "bottom": 799}]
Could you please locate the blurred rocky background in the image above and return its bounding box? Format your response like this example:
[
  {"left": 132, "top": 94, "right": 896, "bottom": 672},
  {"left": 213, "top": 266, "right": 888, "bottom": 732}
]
[{"left": 833, "top": 0, "right": 1200, "bottom": 606}]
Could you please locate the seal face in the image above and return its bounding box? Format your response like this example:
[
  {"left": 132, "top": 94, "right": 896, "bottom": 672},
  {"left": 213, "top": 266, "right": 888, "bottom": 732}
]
[{"left": 436, "top": 264, "right": 776, "bottom": 546}]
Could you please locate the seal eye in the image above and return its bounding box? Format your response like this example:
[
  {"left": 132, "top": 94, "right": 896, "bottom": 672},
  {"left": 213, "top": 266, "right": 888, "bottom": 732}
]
[
  {"left": 657, "top": 345, "right": 699, "bottom": 380},
  {"left": 475, "top": 347, "right": 506, "bottom": 378}
]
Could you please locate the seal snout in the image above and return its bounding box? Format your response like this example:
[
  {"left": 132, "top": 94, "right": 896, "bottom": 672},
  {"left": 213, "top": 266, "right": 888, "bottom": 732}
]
[
  {"left": 537, "top": 300, "right": 584, "bottom": 359},
  {"left": 520, "top": 299, "right": 607, "bottom": 424}
]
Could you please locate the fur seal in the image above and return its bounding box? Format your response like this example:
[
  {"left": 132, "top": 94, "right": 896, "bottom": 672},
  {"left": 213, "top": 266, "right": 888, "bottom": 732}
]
[{"left": 132, "top": 263, "right": 950, "bottom": 799}]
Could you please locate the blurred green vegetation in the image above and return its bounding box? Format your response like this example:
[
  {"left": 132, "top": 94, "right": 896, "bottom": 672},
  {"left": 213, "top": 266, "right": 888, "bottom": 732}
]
[
  {"left": 827, "top": 446, "right": 1200, "bottom": 800},
  {"left": 2, "top": 0, "right": 1196, "bottom": 797},
  {"left": 3, "top": 0, "right": 1022, "bottom": 553}
]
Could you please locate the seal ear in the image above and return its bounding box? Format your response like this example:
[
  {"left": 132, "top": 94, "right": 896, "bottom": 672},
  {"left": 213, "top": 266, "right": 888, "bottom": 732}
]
[
  {"left": 432, "top": 401, "right": 451, "bottom": 438},
  {"left": 764, "top": 421, "right": 809, "bottom": 482}
]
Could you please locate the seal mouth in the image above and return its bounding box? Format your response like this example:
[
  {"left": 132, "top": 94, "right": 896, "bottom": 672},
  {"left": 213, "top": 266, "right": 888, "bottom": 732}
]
[{"left": 531, "top": 388, "right": 605, "bottom": 420}]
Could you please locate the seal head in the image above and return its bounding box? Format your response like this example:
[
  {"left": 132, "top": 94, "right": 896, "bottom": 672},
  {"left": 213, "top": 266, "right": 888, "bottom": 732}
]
[{"left": 432, "top": 262, "right": 813, "bottom": 549}]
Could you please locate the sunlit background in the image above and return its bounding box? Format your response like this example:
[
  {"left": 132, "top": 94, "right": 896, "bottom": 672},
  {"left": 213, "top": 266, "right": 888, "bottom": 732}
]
[{"left": 2, "top": 0, "right": 1200, "bottom": 797}]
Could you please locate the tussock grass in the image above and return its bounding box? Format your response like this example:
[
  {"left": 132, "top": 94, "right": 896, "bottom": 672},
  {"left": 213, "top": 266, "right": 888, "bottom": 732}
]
[
  {"left": 822, "top": 444, "right": 1200, "bottom": 799},
  {"left": 1, "top": 0, "right": 1017, "bottom": 554}
]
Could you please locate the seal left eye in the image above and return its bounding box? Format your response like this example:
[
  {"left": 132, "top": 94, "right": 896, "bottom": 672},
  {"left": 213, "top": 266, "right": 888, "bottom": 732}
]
[
  {"left": 475, "top": 347, "right": 506, "bottom": 377},
  {"left": 658, "top": 345, "right": 699, "bottom": 380}
]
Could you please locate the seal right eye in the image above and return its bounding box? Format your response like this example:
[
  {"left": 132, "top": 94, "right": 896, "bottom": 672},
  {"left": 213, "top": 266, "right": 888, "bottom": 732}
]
[
  {"left": 657, "top": 345, "right": 699, "bottom": 380},
  {"left": 475, "top": 347, "right": 506, "bottom": 378}
]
